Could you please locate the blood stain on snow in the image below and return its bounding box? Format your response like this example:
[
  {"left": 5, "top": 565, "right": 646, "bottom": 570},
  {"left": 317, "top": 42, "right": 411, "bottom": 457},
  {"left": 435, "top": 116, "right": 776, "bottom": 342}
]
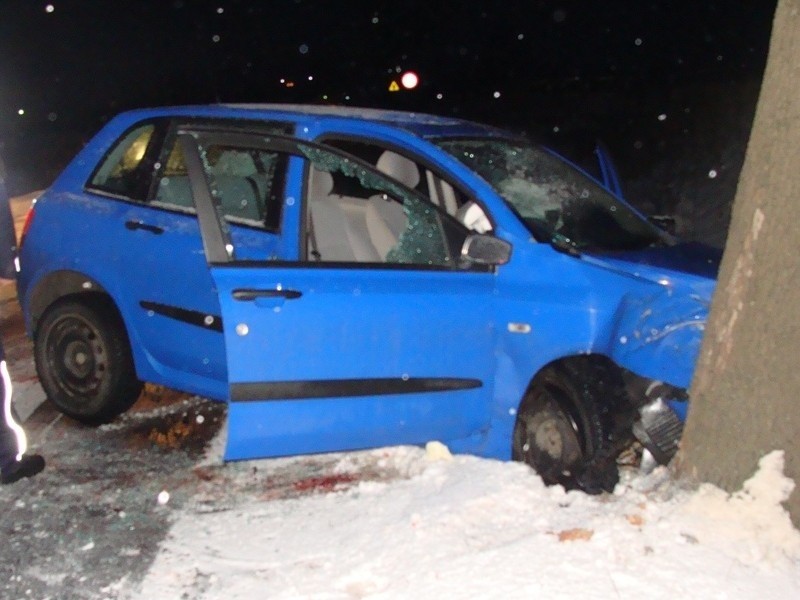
[{"left": 292, "top": 473, "right": 358, "bottom": 493}]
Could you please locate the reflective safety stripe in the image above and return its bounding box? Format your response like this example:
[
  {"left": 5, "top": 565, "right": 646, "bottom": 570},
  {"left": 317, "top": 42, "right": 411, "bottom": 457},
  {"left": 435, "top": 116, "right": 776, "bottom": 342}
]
[{"left": 1, "top": 360, "right": 26, "bottom": 460}]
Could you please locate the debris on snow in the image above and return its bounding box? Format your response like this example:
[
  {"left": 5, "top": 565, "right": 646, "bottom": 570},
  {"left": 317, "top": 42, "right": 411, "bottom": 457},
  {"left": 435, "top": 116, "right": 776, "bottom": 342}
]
[{"left": 131, "top": 447, "right": 800, "bottom": 599}]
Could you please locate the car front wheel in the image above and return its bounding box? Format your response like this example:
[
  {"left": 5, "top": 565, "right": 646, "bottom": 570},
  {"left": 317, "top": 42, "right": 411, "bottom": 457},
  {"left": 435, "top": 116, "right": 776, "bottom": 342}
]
[
  {"left": 34, "top": 299, "right": 142, "bottom": 424},
  {"left": 512, "top": 360, "right": 630, "bottom": 494}
]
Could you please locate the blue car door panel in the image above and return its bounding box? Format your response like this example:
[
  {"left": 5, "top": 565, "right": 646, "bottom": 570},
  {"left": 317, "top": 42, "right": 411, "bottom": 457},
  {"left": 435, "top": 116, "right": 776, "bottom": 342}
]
[{"left": 178, "top": 130, "right": 499, "bottom": 460}]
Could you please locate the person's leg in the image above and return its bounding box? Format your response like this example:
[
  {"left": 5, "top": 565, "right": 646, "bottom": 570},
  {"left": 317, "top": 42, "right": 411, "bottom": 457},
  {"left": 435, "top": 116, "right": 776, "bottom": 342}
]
[{"left": 0, "top": 359, "right": 44, "bottom": 484}]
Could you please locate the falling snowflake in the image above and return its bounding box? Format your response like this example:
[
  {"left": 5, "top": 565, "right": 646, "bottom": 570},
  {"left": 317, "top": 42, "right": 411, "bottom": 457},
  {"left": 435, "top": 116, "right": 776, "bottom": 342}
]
[
  {"left": 299, "top": 44, "right": 309, "bottom": 55},
  {"left": 493, "top": 91, "right": 501, "bottom": 99},
  {"left": 634, "top": 38, "right": 643, "bottom": 46},
  {"left": 708, "top": 169, "right": 718, "bottom": 178},
  {"left": 658, "top": 113, "right": 667, "bottom": 121},
  {"left": 45, "top": 4, "right": 54, "bottom": 13}
]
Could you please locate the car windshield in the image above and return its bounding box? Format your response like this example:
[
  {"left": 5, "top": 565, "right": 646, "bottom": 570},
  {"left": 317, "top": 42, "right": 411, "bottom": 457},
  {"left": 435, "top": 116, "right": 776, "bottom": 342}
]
[{"left": 436, "top": 138, "right": 665, "bottom": 252}]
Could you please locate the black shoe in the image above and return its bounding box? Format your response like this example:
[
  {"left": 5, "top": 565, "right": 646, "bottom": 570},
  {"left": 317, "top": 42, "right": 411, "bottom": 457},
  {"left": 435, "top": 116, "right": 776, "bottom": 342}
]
[{"left": 1, "top": 454, "right": 45, "bottom": 484}]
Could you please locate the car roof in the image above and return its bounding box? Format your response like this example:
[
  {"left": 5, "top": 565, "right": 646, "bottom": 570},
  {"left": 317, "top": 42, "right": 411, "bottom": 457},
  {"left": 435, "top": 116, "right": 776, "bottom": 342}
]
[{"left": 116, "top": 103, "right": 514, "bottom": 140}]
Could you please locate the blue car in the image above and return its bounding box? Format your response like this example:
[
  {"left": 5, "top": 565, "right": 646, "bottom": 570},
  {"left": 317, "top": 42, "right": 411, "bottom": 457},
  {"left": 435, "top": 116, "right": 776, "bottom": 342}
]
[{"left": 16, "top": 105, "right": 719, "bottom": 492}]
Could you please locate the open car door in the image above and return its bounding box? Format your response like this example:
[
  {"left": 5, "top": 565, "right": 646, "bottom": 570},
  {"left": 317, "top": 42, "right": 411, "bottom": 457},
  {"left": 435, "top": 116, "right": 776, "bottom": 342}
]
[{"left": 178, "top": 131, "right": 501, "bottom": 461}]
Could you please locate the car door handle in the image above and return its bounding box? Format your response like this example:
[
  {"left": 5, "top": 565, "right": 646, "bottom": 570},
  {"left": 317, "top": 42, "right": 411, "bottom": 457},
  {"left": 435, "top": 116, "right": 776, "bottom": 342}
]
[
  {"left": 232, "top": 288, "right": 303, "bottom": 301},
  {"left": 125, "top": 220, "right": 164, "bottom": 235}
]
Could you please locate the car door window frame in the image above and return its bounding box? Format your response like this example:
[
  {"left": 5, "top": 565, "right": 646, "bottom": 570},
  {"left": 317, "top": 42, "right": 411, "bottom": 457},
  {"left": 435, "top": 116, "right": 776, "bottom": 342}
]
[{"left": 178, "top": 129, "right": 490, "bottom": 272}]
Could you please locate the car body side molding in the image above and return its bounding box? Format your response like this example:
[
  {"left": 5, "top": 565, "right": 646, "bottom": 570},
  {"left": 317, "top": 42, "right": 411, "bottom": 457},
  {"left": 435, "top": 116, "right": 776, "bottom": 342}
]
[
  {"left": 231, "top": 377, "right": 482, "bottom": 402},
  {"left": 139, "top": 300, "right": 223, "bottom": 332}
]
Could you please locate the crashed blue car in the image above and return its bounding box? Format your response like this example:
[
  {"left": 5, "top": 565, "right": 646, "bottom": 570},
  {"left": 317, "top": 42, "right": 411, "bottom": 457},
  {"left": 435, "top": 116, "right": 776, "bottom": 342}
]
[{"left": 16, "top": 104, "right": 718, "bottom": 492}]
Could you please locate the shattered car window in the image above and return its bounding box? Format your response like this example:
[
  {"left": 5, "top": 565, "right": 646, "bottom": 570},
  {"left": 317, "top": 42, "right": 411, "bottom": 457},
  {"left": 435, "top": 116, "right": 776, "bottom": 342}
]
[
  {"left": 436, "top": 138, "right": 664, "bottom": 252},
  {"left": 299, "top": 144, "right": 461, "bottom": 267}
]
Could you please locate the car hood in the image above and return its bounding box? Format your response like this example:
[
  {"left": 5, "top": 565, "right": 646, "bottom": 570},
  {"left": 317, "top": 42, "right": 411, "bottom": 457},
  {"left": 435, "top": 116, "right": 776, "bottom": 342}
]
[{"left": 586, "top": 242, "right": 721, "bottom": 283}]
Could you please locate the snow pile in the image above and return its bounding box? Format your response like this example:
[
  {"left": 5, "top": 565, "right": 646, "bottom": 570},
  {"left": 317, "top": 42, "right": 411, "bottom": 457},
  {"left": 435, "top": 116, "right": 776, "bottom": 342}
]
[{"left": 128, "top": 448, "right": 800, "bottom": 599}]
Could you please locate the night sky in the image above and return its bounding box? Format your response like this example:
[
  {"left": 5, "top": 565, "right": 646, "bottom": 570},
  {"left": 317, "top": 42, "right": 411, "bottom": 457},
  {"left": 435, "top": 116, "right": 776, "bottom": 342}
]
[{"left": 0, "top": 0, "right": 776, "bottom": 197}]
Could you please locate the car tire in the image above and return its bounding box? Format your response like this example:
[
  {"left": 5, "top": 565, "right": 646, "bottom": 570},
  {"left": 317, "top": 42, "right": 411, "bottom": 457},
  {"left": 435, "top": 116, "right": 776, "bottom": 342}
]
[
  {"left": 34, "top": 299, "right": 142, "bottom": 424},
  {"left": 512, "top": 360, "right": 631, "bottom": 494}
]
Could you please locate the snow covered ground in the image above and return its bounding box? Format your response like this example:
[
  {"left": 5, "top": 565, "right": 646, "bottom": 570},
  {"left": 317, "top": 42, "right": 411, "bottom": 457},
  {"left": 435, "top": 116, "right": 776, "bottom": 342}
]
[{"left": 124, "top": 437, "right": 800, "bottom": 599}]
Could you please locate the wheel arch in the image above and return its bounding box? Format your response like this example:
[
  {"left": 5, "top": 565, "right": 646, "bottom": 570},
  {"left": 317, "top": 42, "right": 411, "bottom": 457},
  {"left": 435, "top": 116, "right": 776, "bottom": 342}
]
[{"left": 27, "top": 270, "right": 116, "bottom": 335}]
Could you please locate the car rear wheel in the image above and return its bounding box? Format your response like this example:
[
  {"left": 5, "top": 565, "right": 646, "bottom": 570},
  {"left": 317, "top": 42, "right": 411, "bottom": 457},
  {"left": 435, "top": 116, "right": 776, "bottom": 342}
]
[
  {"left": 512, "top": 360, "right": 630, "bottom": 494},
  {"left": 34, "top": 299, "right": 142, "bottom": 424}
]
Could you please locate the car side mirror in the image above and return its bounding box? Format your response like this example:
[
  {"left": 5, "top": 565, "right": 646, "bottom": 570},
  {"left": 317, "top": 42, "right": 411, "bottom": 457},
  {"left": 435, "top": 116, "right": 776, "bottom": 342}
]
[{"left": 460, "top": 234, "right": 512, "bottom": 266}]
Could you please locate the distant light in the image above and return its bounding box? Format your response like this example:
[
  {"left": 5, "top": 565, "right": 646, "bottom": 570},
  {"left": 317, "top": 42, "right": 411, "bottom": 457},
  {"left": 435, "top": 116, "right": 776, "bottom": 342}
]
[
  {"left": 17, "top": 109, "right": 24, "bottom": 115},
  {"left": 436, "top": 93, "right": 443, "bottom": 100},
  {"left": 400, "top": 71, "right": 419, "bottom": 90},
  {"left": 45, "top": 4, "right": 54, "bottom": 13},
  {"left": 493, "top": 91, "right": 501, "bottom": 99},
  {"left": 708, "top": 169, "right": 718, "bottom": 179},
  {"left": 307, "top": 75, "right": 313, "bottom": 81},
  {"left": 285, "top": 81, "right": 295, "bottom": 88}
]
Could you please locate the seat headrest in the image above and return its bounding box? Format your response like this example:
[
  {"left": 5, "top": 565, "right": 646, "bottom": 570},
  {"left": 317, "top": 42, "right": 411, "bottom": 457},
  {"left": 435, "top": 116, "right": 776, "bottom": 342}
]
[
  {"left": 308, "top": 167, "right": 334, "bottom": 198},
  {"left": 376, "top": 151, "right": 420, "bottom": 190}
]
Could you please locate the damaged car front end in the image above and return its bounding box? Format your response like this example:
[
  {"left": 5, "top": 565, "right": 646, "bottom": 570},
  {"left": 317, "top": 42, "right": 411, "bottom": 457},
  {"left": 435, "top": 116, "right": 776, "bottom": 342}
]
[{"left": 439, "top": 136, "right": 719, "bottom": 488}]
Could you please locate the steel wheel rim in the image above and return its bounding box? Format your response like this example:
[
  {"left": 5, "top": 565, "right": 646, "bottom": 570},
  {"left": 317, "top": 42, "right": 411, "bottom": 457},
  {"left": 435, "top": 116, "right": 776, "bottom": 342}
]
[
  {"left": 45, "top": 314, "right": 107, "bottom": 399},
  {"left": 518, "top": 390, "right": 584, "bottom": 478}
]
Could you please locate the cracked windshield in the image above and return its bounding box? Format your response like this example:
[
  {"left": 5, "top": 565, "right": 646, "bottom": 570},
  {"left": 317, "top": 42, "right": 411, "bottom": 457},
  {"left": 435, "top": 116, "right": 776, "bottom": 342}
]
[{"left": 437, "top": 139, "right": 664, "bottom": 252}]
